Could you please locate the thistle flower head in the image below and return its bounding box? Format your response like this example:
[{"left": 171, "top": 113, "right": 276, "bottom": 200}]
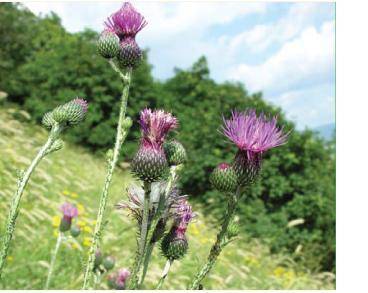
[
  {"left": 139, "top": 108, "right": 178, "bottom": 150},
  {"left": 59, "top": 202, "right": 78, "bottom": 232},
  {"left": 116, "top": 268, "right": 131, "bottom": 289},
  {"left": 52, "top": 98, "right": 88, "bottom": 126},
  {"left": 173, "top": 199, "right": 195, "bottom": 232},
  {"left": 60, "top": 202, "right": 78, "bottom": 219},
  {"left": 104, "top": 2, "right": 147, "bottom": 39},
  {"left": 223, "top": 110, "right": 289, "bottom": 160}
]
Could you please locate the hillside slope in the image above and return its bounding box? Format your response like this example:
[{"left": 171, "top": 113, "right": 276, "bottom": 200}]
[{"left": 0, "top": 105, "right": 335, "bottom": 289}]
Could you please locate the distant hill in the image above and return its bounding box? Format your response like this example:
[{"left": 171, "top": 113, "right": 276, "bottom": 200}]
[{"left": 314, "top": 123, "right": 335, "bottom": 140}]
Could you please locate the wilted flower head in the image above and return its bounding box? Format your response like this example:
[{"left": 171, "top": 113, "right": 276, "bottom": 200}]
[
  {"left": 117, "top": 183, "right": 185, "bottom": 223},
  {"left": 223, "top": 110, "right": 289, "bottom": 160},
  {"left": 60, "top": 202, "right": 78, "bottom": 219},
  {"left": 139, "top": 108, "right": 178, "bottom": 150},
  {"left": 105, "top": 2, "right": 147, "bottom": 39},
  {"left": 173, "top": 199, "right": 195, "bottom": 231}
]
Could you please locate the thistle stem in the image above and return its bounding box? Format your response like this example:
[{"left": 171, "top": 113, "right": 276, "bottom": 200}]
[
  {"left": 45, "top": 232, "right": 63, "bottom": 289},
  {"left": 82, "top": 65, "right": 132, "bottom": 289},
  {"left": 188, "top": 187, "right": 241, "bottom": 290},
  {"left": 156, "top": 259, "right": 172, "bottom": 289},
  {"left": 0, "top": 124, "right": 62, "bottom": 278},
  {"left": 127, "top": 182, "right": 151, "bottom": 289},
  {"left": 138, "top": 165, "right": 182, "bottom": 287}
]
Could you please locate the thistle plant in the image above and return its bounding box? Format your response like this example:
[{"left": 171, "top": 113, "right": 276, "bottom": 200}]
[
  {"left": 107, "top": 268, "right": 131, "bottom": 290},
  {"left": 0, "top": 98, "right": 87, "bottom": 278},
  {"left": 45, "top": 202, "right": 79, "bottom": 289},
  {"left": 123, "top": 108, "right": 181, "bottom": 289},
  {"left": 82, "top": 2, "right": 147, "bottom": 288},
  {"left": 189, "top": 109, "right": 289, "bottom": 289}
]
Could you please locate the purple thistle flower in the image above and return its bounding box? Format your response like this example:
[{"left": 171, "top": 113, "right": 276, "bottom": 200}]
[
  {"left": 60, "top": 202, "right": 78, "bottom": 220},
  {"left": 173, "top": 199, "right": 195, "bottom": 231},
  {"left": 104, "top": 2, "right": 147, "bottom": 39},
  {"left": 222, "top": 109, "right": 289, "bottom": 160},
  {"left": 139, "top": 108, "right": 178, "bottom": 150},
  {"left": 116, "top": 268, "right": 131, "bottom": 289},
  {"left": 59, "top": 202, "right": 78, "bottom": 232}
]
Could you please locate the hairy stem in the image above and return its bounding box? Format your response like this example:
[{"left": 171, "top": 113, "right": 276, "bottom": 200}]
[
  {"left": 45, "top": 232, "right": 63, "bottom": 289},
  {"left": 127, "top": 182, "right": 151, "bottom": 289},
  {"left": 0, "top": 124, "right": 62, "bottom": 278},
  {"left": 156, "top": 259, "right": 172, "bottom": 289},
  {"left": 188, "top": 187, "right": 241, "bottom": 290},
  {"left": 138, "top": 165, "right": 182, "bottom": 287},
  {"left": 82, "top": 66, "right": 132, "bottom": 289}
]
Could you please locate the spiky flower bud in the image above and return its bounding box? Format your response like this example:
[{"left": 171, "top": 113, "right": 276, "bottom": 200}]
[
  {"left": 52, "top": 98, "right": 88, "bottom": 126},
  {"left": 97, "top": 30, "right": 120, "bottom": 59},
  {"left": 226, "top": 220, "right": 239, "bottom": 239},
  {"left": 70, "top": 225, "right": 81, "bottom": 238},
  {"left": 117, "top": 38, "right": 142, "bottom": 69},
  {"left": 42, "top": 111, "right": 55, "bottom": 128},
  {"left": 131, "top": 147, "right": 168, "bottom": 182},
  {"left": 103, "top": 256, "right": 115, "bottom": 271},
  {"left": 122, "top": 116, "right": 133, "bottom": 130},
  {"left": 164, "top": 140, "right": 187, "bottom": 166},
  {"left": 45, "top": 139, "right": 64, "bottom": 156},
  {"left": 210, "top": 163, "right": 238, "bottom": 192},
  {"left": 161, "top": 228, "right": 188, "bottom": 261}
]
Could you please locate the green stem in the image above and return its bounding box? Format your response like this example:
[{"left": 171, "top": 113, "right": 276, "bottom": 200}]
[
  {"left": 45, "top": 232, "right": 63, "bottom": 289},
  {"left": 138, "top": 241, "right": 154, "bottom": 288},
  {"left": 138, "top": 165, "right": 182, "bottom": 288},
  {"left": 0, "top": 124, "right": 62, "bottom": 278},
  {"left": 82, "top": 65, "right": 132, "bottom": 289},
  {"left": 127, "top": 182, "right": 151, "bottom": 289},
  {"left": 188, "top": 187, "right": 241, "bottom": 290},
  {"left": 156, "top": 259, "right": 172, "bottom": 289}
]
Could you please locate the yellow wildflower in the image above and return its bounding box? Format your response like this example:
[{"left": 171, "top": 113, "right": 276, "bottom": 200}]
[
  {"left": 7, "top": 256, "right": 13, "bottom": 262},
  {"left": 83, "top": 237, "right": 92, "bottom": 247},
  {"left": 53, "top": 229, "right": 59, "bottom": 238},
  {"left": 77, "top": 203, "right": 85, "bottom": 215},
  {"left": 78, "top": 220, "right": 87, "bottom": 228},
  {"left": 52, "top": 215, "right": 61, "bottom": 228},
  {"left": 72, "top": 242, "right": 79, "bottom": 250},
  {"left": 187, "top": 223, "right": 200, "bottom": 236},
  {"left": 71, "top": 192, "right": 79, "bottom": 198},
  {"left": 273, "top": 266, "right": 286, "bottom": 277},
  {"left": 62, "top": 190, "right": 70, "bottom": 196},
  {"left": 83, "top": 226, "right": 93, "bottom": 234}
]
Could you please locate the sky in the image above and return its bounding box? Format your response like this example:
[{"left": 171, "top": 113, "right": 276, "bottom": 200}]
[{"left": 24, "top": 1, "right": 335, "bottom": 130}]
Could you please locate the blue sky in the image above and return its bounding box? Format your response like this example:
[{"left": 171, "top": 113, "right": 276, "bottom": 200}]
[{"left": 24, "top": 1, "right": 335, "bottom": 130}]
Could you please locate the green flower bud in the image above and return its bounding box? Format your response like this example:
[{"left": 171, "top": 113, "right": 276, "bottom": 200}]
[
  {"left": 210, "top": 163, "right": 238, "bottom": 193},
  {"left": 122, "top": 117, "right": 133, "bottom": 130},
  {"left": 45, "top": 139, "right": 64, "bottom": 156},
  {"left": 161, "top": 229, "right": 188, "bottom": 261},
  {"left": 52, "top": 98, "right": 88, "bottom": 126},
  {"left": 226, "top": 220, "right": 239, "bottom": 239},
  {"left": 131, "top": 147, "right": 168, "bottom": 183},
  {"left": 97, "top": 31, "right": 120, "bottom": 59},
  {"left": 94, "top": 249, "right": 103, "bottom": 269},
  {"left": 164, "top": 140, "right": 187, "bottom": 166},
  {"left": 42, "top": 111, "right": 55, "bottom": 129},
  {"left": 70, "top": 225, "right": 81, "bottom": 238},
  {"left": 103, "top": 256, "right": 115, "bottom": 271}
]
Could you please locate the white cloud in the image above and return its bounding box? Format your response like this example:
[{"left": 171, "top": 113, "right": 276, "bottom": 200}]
[
  {"left": 224, "top": 2, "right": 332, "bottom": 54},
  {"left": 227, "top": 21, "right": 335, "bottom": 94}
]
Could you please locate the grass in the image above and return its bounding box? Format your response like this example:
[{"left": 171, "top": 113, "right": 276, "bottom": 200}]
[{"left": 0, "top": 105, "right": 335, "bottom": 289}]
